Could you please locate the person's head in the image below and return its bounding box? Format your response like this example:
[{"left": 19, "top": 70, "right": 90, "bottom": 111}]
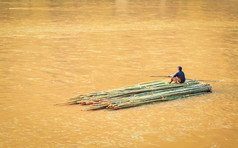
[{"left": 178, "top": 66, "right": 182, "bottom": 71}]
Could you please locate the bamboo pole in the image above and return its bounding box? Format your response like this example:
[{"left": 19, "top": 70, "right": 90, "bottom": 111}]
[
  {"left": 111, "top": 84, "right": 211, "bottom": 109},
  {"left": 58, "top": 79, "right": 212, "bottom": 110},
  {"left": 150, "top": 76, "right": 223, "bottom": 82}
]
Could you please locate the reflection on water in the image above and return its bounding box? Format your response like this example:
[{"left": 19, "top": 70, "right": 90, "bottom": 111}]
[{"left": 0, "top": 0, "right": 238, "bottom": 147}]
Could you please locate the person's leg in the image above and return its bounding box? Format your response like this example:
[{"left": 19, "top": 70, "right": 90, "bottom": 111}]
[
  {"left": 169, "top": 77, "right": 177, "bottom": 84},
  {"left": 176, "top": 77, "right": 181, "bottom": 83},
  {"left": 170, "top": 77, "right": 181, "bottom": 84},
  {"left": 174, "top": 77, "right": 179, "bottom": 83},
  {"left": 169, "top": 77, "right": 173, "bottom": 84}
]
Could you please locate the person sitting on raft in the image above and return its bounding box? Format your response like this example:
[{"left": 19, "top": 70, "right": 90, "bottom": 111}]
[{"left": 168, "top": 66, "right": 186, "bottom": 84}]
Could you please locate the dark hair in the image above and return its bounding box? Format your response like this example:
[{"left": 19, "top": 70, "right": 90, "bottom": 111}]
[{"left": 178, "top": 66, "right": 182, "bottom": 71}]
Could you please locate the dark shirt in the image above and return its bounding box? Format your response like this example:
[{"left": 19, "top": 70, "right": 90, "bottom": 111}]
[{"left": 173, "top": 71, "right": 186, "bottom": 83}]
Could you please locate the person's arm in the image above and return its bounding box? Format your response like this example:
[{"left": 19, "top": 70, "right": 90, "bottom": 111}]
[{"left": 169, "top": 72, "right": 178, "bottom": 78}]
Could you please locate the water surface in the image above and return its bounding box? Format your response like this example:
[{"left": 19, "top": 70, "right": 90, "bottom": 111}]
[{"left": 0, "top": 0, "right": 238, "bottom": 147}]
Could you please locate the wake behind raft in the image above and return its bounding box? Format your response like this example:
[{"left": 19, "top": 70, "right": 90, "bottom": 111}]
[{"left": 60, "top": 79, "right": 212, "bottom": 110}]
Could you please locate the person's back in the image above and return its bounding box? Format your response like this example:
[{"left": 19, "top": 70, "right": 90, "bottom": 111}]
[{"left": 174, "top": 70, "right": 185, "bottom": 83}]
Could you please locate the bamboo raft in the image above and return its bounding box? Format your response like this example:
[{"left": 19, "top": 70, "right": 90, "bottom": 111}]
[{"left": 61, "top": 79, "right": 212, "bottom": 110}]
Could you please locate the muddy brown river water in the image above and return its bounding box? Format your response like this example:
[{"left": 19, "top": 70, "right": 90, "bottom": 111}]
[{"left": 0, "top": 0, "right": 238, "bottom": 147}]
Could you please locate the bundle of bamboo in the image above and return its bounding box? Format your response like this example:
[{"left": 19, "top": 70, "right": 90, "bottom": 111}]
[{"left": 60, "top": 79, "right": 212, "bottom": 110}]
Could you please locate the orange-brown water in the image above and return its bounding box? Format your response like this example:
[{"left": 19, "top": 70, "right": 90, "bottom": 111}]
[{"left": 0, "top": 0, "right": 238, "bottom": 147}]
